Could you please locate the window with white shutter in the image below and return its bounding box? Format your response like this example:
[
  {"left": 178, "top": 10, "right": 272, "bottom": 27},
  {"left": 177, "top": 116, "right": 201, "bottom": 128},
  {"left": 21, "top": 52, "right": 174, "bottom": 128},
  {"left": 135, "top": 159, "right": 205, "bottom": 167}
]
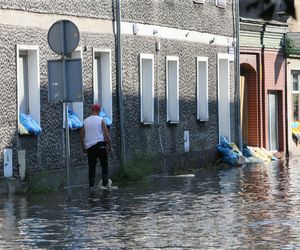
[
  {"left": 197, "top": 57, "right": 209, "bottom": 121},
  {"left": 140, "top": 54, "right": 154, "bottom": 124},
  {"left": 17, "top": 45, "right": 40, "bottom": 132},
  {"left": 93, "top": 49, "right": 112, "bottom": 121},
  {"left": 166, "top": 56, "right": 179, "bottom": 123}
]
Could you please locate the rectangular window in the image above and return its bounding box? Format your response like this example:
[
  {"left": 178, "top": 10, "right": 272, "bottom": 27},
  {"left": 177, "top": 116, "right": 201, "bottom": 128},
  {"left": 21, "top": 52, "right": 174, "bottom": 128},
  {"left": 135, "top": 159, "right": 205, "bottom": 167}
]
[
  {"left": 63, "top": 47, "right": 83, "bottom": 128},
  {"left": 166, "top": 56, "right": 179, "bottom": 123},
  {"left": 17, "top": 45, "right": 40, "bottom": 133},
  {"left": 140, "top": 54, "right": 154, "bottom": 124},
  {"left": 293, "top": 94, "right": 299, "bottom": 121},
  {"left": 197, "top": 57, "right": 209, "bottom": 121},
  {"left": 93, "top": 49, "right": 112, "bottom": 121},
  {"left": 216, "top": 0, "right": 226, "bottom": 8},
  {"left": 292, "top": 71, "right": 300, "bottom": 121},
  {"left": 218, "top": 53, "right": 230, "bottom": 141}
]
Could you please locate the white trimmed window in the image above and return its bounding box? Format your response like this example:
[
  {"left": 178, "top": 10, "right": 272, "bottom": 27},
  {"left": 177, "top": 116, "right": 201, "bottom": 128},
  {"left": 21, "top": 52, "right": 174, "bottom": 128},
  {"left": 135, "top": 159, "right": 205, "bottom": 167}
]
[
  {"left": 197, "top": 57, "right": 209, "bottom": 121},
  {"left": 17, "top": 45, "right": 40, "bottom": 132},
  {"left": 166, "top": 56, "right": 179, "bottom": 123},
  {"left": 218, "top": 53, "right": 230, "bottom": 141},
  {"left": 140, "top": 54, "right": 154, "bottom": 124},
  {"left": 93, "top": 49, "right": 112, "bottom": 121},
  {"left": 63, "top": 47, "right": 83, "bottom": 128},
  {"left": 216, "top": 0, "right": 226, "bottom": 8}
]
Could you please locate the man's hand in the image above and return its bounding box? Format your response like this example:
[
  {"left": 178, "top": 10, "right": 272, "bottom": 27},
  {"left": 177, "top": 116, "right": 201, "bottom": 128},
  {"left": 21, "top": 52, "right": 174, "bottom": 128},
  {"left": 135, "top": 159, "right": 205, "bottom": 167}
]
[
  {"left": 82, "top": 147, "right": 87, "bottom": 154},
  {"left": 107, "top": 145, "right": 113, "bottom": 154}
]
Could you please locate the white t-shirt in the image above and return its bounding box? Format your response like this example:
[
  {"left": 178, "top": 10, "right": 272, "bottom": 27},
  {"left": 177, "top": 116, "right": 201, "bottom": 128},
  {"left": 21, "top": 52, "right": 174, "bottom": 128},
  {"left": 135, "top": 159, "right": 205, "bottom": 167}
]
[{"left": 83, "top": 115, "right": 105, "bottom": 149}]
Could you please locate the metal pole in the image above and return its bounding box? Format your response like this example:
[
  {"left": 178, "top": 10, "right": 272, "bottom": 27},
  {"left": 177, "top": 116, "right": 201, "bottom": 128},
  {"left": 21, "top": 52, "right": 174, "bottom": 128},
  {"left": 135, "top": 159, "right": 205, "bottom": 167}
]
[
  {"left": 117, "top": 0, "right": 126, "bottom": 162},
  {"left": 61, "top": 20, "right": 71, "bottom": 198},
  {"left": 64, "top": 101, "right": 71, "bottom": 197},
  {"left": 235, "top": 0, "right": 242, "bottom": 150}
]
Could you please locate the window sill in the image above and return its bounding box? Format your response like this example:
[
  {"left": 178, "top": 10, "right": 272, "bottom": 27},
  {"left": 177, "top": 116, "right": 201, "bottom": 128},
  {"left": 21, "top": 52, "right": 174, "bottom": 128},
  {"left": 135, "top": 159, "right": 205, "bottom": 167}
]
[
  {"left": 197, "top": 118, "right": 209, "bottom": 122},
  {"left": 141, "top": 122, "right": 155, "bottom": 126},
  {"left": 167, "top": 121, "right": 180, "bottom": 125}
]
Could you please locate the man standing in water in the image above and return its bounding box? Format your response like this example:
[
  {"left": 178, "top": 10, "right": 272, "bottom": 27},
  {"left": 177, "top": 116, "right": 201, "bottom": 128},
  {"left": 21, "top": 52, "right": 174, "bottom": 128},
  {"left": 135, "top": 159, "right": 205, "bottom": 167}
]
[{"left": 80, "top": 104, "right": 112, "bottom": 188}]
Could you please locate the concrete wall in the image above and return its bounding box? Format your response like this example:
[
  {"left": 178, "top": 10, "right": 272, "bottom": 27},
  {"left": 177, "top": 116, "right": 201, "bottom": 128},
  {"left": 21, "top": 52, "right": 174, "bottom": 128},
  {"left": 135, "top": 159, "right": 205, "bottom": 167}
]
[{"left": 0, "top": 0, "right": 236, "bottom": 178}]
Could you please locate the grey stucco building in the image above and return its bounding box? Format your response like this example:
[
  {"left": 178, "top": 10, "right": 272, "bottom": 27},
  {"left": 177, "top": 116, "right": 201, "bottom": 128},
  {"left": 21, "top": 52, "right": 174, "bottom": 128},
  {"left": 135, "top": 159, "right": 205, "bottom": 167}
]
[{"left": 0, "top": 0, "right": 237, "bottom": 181}]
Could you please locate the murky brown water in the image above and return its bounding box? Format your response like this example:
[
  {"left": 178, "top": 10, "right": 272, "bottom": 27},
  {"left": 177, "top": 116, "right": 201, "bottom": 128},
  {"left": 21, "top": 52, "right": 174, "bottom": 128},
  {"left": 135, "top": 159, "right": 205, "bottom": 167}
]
[{"left": 1, "top": 159, "right": 300, "bottom": 249}]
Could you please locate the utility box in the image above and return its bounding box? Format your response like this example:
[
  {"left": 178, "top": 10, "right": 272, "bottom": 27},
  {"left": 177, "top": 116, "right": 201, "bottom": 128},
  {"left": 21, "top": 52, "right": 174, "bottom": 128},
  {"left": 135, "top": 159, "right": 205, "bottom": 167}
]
[{"left": 4, "top": 149, "right": 13, "bottom": 177}]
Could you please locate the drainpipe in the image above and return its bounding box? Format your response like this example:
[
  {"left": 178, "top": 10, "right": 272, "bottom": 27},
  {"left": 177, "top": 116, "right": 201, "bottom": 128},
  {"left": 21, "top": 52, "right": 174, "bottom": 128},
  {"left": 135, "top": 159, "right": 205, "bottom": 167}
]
[
  {"left": 284, "top": 34, "right": 289, "bottom": 157},
  {"left": 235, "top": 0, "right": 243, "bottom": 150},
  {"left": 116, "top": 0, "right": 126, "bottom": 162}
]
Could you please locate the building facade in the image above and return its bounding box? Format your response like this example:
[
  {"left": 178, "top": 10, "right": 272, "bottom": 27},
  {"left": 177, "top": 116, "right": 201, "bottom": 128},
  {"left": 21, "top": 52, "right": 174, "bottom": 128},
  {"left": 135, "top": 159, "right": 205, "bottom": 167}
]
[
  {"left": 239, "top": 18, "right": 287, "bottom": 153},
  {"left": 285, "top": 0, "right": 300, "bottom": 156},
  {"left": 0, "top": 0, "right": 237, "bottom": 179}
]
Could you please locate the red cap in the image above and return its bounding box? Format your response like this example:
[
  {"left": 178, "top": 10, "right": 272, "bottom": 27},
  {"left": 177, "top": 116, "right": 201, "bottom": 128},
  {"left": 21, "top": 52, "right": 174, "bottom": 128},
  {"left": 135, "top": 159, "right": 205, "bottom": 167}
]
[{"left": 91, "top": 104, "right": 101, "bottom": 111}]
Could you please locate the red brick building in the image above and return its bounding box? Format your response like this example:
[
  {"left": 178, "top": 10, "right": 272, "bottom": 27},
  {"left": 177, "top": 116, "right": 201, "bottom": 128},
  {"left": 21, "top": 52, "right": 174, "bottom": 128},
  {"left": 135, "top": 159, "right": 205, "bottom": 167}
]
[{"left": 240, "top": 19, "right": 287, "bottom": 153}]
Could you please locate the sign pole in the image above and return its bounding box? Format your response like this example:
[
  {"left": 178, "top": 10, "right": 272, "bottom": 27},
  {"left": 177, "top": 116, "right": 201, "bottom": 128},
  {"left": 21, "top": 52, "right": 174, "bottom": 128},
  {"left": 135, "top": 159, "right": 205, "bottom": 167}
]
[
  {"left": 60, "top": 20, "right": 71, "bottom": 199},
  {"left": 65, "top": 101, "right": 71, "bottom": 198},
  {"left": 47, "top": 19, "right": 81, "bottom": 199}
]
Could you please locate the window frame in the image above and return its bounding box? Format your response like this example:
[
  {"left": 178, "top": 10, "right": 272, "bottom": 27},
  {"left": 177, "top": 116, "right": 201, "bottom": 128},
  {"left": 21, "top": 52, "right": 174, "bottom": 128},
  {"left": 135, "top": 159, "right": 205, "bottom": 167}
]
[
  {"left": 93, "top": 48, "right": 112, "bottom": 122},
  {"left": 166, "top": 56, "right": 180, "bottom": 124},
  {"left": 217, "top": 53, "right": 230, "bottom": 142},
  {"left": 16, "top": 44, "right": 40, "bottom": 133},
  {"left": 140, "top": 53, "right": 155, "bottom": 124},
  {"left": 216, "top": 0, "right": 226, "bottom": 8},
  {"left": 196, "top": 56, "right": 209, "bottom": 121},
  {"left": 291, "top": 71, "right": 300, "bottom": 121}
]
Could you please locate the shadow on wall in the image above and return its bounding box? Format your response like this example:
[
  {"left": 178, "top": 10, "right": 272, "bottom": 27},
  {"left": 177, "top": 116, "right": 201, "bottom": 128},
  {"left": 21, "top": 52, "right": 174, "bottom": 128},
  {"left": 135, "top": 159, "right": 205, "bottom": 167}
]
[{"left": 0, "top": 75, "right": 238, "bottom": 179}]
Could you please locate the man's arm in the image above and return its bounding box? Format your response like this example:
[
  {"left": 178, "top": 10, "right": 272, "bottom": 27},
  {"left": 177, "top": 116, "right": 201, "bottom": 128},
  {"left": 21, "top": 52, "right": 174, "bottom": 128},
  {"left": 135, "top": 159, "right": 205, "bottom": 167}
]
[
  {"left": 80, "top": 126, "right": 86, "bottom": 153},
  {"left": 101, "top": 120, "right": 112, "bottom": 152}
]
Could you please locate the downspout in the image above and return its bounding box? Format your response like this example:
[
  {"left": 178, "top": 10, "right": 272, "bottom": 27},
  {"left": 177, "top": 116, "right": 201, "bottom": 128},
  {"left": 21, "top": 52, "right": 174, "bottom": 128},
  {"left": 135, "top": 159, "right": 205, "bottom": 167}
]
[
  {"left": 235, "top": 0, "right": 243, "bottom": 150},
  {"left": 284, "top": 34, "right": 289, "bottom": 157},
  {"left": 116, "top": 0, "right": 126, "bottom": 162}
]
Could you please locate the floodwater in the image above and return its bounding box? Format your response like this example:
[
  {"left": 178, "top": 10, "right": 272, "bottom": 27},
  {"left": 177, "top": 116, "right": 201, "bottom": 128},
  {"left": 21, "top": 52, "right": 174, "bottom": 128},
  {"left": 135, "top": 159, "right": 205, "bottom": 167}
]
[{"left": 1, "top": 159, "right": 300, "bottom": 249}]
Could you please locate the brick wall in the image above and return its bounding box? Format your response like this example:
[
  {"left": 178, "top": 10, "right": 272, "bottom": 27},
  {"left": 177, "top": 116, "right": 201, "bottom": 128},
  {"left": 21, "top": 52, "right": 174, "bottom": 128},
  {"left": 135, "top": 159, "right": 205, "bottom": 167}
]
[
  {"left": 263, "top": 50, "right": 286, "bottom": 152},
  {"left": 240, "top": 49, "right": 286, "bottom": 152}
]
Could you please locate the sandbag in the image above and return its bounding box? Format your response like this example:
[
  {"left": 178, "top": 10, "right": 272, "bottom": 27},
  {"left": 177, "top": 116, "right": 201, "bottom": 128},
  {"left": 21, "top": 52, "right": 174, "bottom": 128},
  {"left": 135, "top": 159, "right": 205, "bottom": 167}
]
[
  {"left": 19, "top": 113, "right": 42, "bottom": 135},
  {"left": 99, "top": 109, "right": 112, "bottom": 126},
  {"left": 19, "top": 122, "right": 30, "bottom": 135},
  {"left": 68, "top": 109, "right": 83, "bottom": 130}
]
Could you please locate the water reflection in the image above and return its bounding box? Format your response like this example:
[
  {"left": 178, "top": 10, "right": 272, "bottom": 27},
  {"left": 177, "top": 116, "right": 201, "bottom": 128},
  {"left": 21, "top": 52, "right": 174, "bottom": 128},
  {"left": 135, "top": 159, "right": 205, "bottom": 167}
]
[{"left": 1, "top": 159, "right": 300, "bottom": 248}]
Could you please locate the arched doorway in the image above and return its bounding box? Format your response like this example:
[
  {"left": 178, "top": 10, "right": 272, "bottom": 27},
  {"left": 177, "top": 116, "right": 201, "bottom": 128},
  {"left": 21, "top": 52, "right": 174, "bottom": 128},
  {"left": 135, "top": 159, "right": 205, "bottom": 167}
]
[{"left": 240, "top": 63, "right": 259, "bottom": 147}]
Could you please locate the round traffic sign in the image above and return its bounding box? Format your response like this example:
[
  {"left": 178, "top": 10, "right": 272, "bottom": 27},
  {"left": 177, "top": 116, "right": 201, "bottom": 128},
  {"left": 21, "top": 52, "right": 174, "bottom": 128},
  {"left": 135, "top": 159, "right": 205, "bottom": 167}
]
[{"left": 48, "top": 20, "right": 80, "bottom": 55}]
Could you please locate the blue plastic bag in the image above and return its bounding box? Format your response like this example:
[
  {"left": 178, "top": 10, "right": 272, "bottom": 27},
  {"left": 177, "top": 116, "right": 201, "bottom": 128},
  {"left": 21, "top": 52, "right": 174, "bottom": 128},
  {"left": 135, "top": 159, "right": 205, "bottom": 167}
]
[
  {"left": 222, "top": 155, "right": 238, "bottom": 165},
  {"left": 99, "top": 109, "right": 112, "bottom": 126},
  {"left": 19, "top": 113, "right": 42, "bottom": 135},
  {"left": 216, "top": 136, "right": 233, "bottom": 156},
  {"left": 68, "top": 109, "right": 83, "bottom": 130},
  {"left": 242, "top": 147, "right": 252, "bottom": 157}
]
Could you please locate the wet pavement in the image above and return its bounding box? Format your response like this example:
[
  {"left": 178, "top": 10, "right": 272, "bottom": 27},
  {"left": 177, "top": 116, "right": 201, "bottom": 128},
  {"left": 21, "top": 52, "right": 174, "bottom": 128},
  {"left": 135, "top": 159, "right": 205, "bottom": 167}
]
[{"left": 1, "top": 159, "right": 300, "bottom": 249}]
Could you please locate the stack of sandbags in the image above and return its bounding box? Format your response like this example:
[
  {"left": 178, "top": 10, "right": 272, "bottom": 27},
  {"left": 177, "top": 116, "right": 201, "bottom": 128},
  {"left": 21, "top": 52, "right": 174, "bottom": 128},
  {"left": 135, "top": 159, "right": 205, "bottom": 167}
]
[{"left": 247, "top": 146, "right": 277, "bottom": 163}]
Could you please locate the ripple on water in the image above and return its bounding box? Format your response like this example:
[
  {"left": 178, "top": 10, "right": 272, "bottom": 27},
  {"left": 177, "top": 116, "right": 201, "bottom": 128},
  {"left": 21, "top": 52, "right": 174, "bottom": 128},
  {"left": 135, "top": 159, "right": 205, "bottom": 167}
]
[{"left": 1, "top": 160, "right": 300, "bottom": 248}]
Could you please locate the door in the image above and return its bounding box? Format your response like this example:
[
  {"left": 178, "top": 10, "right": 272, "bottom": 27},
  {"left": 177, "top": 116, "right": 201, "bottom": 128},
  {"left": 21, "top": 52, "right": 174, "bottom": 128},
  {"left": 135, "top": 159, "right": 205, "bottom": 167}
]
[{"left": 268, "top": 91, "right": 279, "bottom": 151}]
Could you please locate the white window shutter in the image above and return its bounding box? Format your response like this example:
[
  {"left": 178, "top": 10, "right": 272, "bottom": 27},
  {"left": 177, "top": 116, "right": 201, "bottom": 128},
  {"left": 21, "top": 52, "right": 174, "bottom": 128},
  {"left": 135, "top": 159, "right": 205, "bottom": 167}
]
[
  {"left": 93, "top": 49, "right": 112, "bottom": 122},
  {"left": 197, "top": 57, "right": 209, "bottom": 121},
  {"left": 140, "top": 54, "right": 154, "bottom": 124},
  {"left": 166, "top": 56, "right": 179, "bottom": 123}
]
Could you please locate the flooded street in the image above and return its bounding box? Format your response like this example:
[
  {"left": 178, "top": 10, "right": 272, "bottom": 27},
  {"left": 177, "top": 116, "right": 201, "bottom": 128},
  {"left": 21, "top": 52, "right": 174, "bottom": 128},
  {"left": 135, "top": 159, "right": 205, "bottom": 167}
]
[{"left": 1, "top": 159, "right": 300, "bottom": 249}]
